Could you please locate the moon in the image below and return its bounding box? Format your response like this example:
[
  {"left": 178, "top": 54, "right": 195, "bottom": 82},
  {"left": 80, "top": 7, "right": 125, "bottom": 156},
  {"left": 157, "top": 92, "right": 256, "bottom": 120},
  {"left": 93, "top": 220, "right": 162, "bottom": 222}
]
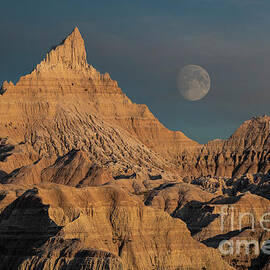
[{"left": 178, "top": 65, "right": 211, "bottom": 101}]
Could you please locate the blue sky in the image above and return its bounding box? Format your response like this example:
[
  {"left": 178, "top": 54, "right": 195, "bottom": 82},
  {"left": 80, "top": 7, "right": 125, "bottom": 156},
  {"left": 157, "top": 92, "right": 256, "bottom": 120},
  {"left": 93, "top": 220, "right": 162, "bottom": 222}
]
[{"left": 1, "top": 0, "right": 269, "bottom": 143}]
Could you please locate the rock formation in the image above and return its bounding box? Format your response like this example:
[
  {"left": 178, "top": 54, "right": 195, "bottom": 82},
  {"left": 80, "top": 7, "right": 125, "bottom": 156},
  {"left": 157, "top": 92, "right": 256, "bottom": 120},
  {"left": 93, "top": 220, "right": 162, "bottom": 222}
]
[
  {"left": 177, "top": 115, "right": 270, "bottom": 178},
  {"left": 0, "top": 183, "right": 234, "bottom": 270},
  {"left": 1, "top": 27, "right": 268, "bottom": 182},
  {"left": 0, "top": 27, "right": 269, "bottom": 269},
  {"left": 0, "top": 27, "right": 198, "bottom": 178}
]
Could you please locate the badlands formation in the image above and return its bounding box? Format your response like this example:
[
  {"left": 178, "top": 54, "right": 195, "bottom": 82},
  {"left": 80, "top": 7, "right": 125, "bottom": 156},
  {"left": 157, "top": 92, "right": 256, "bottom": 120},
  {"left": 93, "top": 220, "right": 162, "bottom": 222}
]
[{"left": 0, "top": 27, "right": 269, "bottom": 269}]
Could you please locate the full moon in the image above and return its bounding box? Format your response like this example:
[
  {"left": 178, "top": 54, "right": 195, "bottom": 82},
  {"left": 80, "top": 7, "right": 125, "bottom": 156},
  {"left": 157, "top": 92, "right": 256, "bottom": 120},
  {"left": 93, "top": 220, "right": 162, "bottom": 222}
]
[{"left": 178, "top": 65, "right": 211, "bottom": 101}]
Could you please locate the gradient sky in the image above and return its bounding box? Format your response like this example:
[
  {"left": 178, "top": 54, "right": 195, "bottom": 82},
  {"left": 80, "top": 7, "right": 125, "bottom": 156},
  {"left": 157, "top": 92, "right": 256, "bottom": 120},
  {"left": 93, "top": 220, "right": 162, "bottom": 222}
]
[{"left": 1, "top": 0, "right": 269, "bottom": 143}]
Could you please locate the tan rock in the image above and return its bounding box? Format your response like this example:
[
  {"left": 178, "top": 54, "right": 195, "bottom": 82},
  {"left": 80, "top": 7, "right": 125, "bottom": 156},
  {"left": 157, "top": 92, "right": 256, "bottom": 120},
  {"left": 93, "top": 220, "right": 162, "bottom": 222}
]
[{"left": 0, "top": 183, "right": 233, "bottom": 270}]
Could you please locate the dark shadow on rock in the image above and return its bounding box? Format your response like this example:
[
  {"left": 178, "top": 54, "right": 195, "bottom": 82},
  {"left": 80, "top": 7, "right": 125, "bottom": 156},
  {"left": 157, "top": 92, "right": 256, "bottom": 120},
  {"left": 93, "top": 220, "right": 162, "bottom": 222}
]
[
  {"left": 173, "top": 200, "right": 220, "bottom": 235},
  {"left": 144, "top": 182, "right": 177, "bottom": 206},
  {"left": 209, "top": 194, "right": 244, "bottom": 205},
  {"left": 114, "top": 173, "right": 136, "bottom": 180},
  {"left": 0, "top": 143, "right": 14, "bottom": 162},
  {"left": 68, "top": 249, "right": 124, "bottom": 270},
  {"left": 0, "top": 170, "right": 8, "bottom": 182},
  {"left": 0, "top": 191, "right": 7, "bottom": 202},
  {"left": 148, "top": 174, "right": 162, "bottom": 180},
  {"left": 0, "top": 166, "right": 25, "bottom": 184},
  {"left": 155, "top": 182, "right": 176, "bottom": 190},
  {"left": 0, "top": 188, "right": 62, "bottom": 270},
  {"left": 248, "top": 246, "right": 270, "bottom": 270},
  {"left": 202, "top": 227, "right": 250, "bottom": 248},
  {"left": 53, "top": 149, "right": 80, "bottom": 167}
]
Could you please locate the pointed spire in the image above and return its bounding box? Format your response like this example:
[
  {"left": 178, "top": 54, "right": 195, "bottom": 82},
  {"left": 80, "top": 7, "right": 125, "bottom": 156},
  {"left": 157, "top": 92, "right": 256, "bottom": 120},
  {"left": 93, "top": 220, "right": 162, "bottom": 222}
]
[
  {"left": 73, "top": 26, "right": 80, "bottom": 34},
  {"left": 69, "top": 26, "right": 83, "bottom": 41},
  {"left": 37, "top": 27, "right": 88, "bottom": 72}
]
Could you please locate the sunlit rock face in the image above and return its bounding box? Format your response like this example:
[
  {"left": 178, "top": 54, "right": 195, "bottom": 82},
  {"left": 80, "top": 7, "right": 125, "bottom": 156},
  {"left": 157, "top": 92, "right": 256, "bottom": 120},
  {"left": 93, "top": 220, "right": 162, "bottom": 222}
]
[
  {"left": 0, "top": 27, "right": 269, "bottom": 270},
  {"left": 0, "top": 27, "right": 198, "bottom": 177},
  {"left": 0, "top": 184, "right": 234, "bottom": 270},
  {"left": 178, "top": 115, "right": 270, "bottom": 178},
  {"left": 1, "top": 27, "right": 267, "bottom": 182}
]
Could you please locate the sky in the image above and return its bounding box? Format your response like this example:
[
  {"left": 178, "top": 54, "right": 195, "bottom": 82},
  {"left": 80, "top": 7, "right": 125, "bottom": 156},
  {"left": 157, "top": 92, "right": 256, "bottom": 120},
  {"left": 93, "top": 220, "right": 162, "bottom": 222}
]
[{"left": 0, "top": 0, "right": 269, "bottom": 143}]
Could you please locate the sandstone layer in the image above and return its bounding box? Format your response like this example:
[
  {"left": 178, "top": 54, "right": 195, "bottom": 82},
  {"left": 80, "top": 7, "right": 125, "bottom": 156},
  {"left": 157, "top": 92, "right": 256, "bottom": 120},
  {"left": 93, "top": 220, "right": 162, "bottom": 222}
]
[
  {"left": 0, "top": 183, "right": 233, "bottom": 270},
  {"left": 0, "top": 27, "right": 198, "bottom": 180},
  {"left": 0, "top": 27, "right": 269, "bottom": 270},
  {"left": 1, "top": 28, "right": 269, "bottom": 183}
]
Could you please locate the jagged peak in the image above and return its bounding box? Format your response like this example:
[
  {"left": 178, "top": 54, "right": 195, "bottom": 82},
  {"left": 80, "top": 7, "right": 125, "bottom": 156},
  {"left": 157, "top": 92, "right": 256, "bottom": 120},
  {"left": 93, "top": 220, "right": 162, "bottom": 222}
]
[
  {"left": 60, "top": 27, "right": 84, "bottom": 48},
  {"left": 251, "top": 114, "right": 270, "bottom": 122},
  {"left": 0, "top": 27, "right": 119, "bottom": 93},
  {"left": 71, "top": 26, "right": 81, "bottom": 37},
  {"left": 239, "top": 115, "right": 270, "bottom": 128},
  {"left": 36, "top": 27, "right": 88, "bottom": 72},
  {"left": 0, "top": 81, "right": 14, "bottom": 94},
  {"left": 225, "top": 115, "right": 270, "bottom": 151}
]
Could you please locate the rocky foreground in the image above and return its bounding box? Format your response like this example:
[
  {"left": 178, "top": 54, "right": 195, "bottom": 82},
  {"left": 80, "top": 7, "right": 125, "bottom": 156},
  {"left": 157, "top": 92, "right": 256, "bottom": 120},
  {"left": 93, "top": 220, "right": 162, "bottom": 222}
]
[{"left": 0, "top": 27, "right": 269, "bottom": 269}]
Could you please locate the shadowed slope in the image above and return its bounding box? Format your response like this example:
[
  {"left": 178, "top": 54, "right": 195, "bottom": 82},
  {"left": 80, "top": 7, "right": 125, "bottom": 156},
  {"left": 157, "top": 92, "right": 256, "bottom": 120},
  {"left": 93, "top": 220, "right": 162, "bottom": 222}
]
[{"left": 0, "top": 183, "right": 233, "bottom": 270}]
